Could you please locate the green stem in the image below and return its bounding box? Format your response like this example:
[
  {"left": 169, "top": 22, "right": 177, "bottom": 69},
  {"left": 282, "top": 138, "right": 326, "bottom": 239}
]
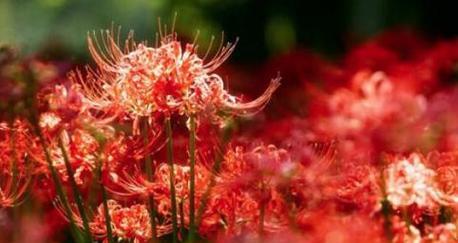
[
  {"left": 165, "top": 118, "right": 178, "bottom": 243},
  {"left": 142, "top": 120, "right": 157, "bottom": 240},
  {"left": 23, "top": 65, "right": 82, "bottom": 242},
  {"left": 87, "top": 174, "right": 99, "bottom": 209},
  {"left": 188, "top": 115, "right": 196, "bottom": 242},
  {"left": 57, "top": 135, "right": 93, "bottom": 242},
  {"left": 101, "top": 185, "right": 114, "bottom": 243},
  {"left": 32, "top": 124, "right": 83, "bottom": 243},
  {"left": 179, "top": 200, "right": 186, "bottom": 240},
  {"left": 94, "top": 145, "right": 115, "bottom": 243}
]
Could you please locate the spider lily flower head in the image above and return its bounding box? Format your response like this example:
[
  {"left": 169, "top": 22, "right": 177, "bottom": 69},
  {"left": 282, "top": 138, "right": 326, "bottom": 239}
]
[
  {"left": 199, "top": 187, "right": 261, "bottom": 236},
  {"left": 384, "top": 153, "right": 453, "bottom": 210},
  {"left": 336, "top": 164, "right": 382, "bottom": 212},
  {"left": 109, "top": 162, "right": 211, "bottom": 219},
  {"left": 102, "top": 130, "right": 162, "bottom": 175},
  {"left": 75, "top": 26, "right": 280, "bottom": 132},
  {"left": 41, "top": 84, "right": 84, "bottom": 123},
  {"left": 313, "top": 71, "right": 427, "bottom": 138},
  {"left": 37, "top": 84, "right": 116, "bottom": 138},
  {"left": 218, "top": 145, "right": 294, "bottom": 186},
  {"left": 108, "top": 201, "right": 153, "bottom": 241},
  {"left": 244, "top": 145, "right": 293, "bottom": 177},
  {"left": 34, "top": 84, "right": 162, "bottom": 185},
  {"left": 31, "top": 125, "right": 159, "bottom": 187},
  {"left": 31, "top": 128, "right": 100, "bottom": 185},
  {"left": 56, "top": 199, "right": 172, "bottom": 241},
  {"left": 0, "top": 120, "right": 33, "bottom": 208}
]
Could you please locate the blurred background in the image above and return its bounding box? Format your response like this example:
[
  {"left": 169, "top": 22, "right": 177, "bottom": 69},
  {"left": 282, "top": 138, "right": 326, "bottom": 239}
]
[{"left": 1, "top": 0, "right": 457, "bottom": 63}]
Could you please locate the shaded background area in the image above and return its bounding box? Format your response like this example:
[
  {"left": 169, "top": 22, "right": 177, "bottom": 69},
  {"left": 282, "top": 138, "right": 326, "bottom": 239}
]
[{"left": 0, "top": 0, "right": 457, "bottom": 63}]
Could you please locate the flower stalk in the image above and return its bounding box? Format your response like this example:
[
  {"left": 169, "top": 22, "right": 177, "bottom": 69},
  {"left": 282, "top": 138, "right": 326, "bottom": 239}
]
[
  {"left": 92, "top": 138, "right": 115, "bottom": 243},
  {"left": 57, "top": 135, "right": 93, "bottom": 242},
  {"left": 101, "top": 186, "right": 114, "bottom": 243},
  {"left": 165, "top": 117, "right": 178, "bottom": 243},
  {"left": 188, "top": 115, "right": 197, "bottom": 242},
  {"left": 142, "top": 120, "right": 158, "bottom": 240},
  {"left": 32, "top": 123, "right": 83, "bottom": 243}
]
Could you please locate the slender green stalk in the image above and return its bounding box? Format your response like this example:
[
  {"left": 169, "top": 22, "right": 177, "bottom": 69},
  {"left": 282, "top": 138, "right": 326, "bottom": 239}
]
[
  {"left": 147, "top": 197, "right": 157, "bottom": 241},
  {"left": 87, "top": 173, "right": 100, "bottom": 209},
  {"left": 165, "top": 118, "right": 178, "bottom": 243},
  {"left": 32, "top": 124, "right": 83, "bottom": 243},
  {"left": 94, "top": 144, "right": 115, "bottom": 243},
  {"left": 188, "top": 115, "right": 196, "bottom": 242},
  {"left": 142, "top": 120, "right": 157, "bottom": 240},
  {"left": 179, "top": 200, "right": 186, "bottom": 240},
  {"left": 101, "top": 185, "right": 114, "bottom": 243},
  {"left": 86, "top": 126, "right": 108, "bottom": 209},
  {"left": 57, "top": 136, "right": 93, "bottom": 242},
  {"left": 23, "top": 65, "right": 83, "bottom": 242}
]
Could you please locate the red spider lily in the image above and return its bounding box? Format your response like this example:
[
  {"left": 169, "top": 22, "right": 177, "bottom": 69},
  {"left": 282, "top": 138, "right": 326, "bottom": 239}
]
[
  {"left": 202, "top": 185, "right": 289, "bottom": 236},
  {"left": 37, "top": 84, "right": 116, "bottom": 134},
  {"left": 215, "top": 145, "right": 296, "bottom": 185},
  {"left": 110, "top": 162, "right": 210, "bottom": 199},
  {"left": 384, "top": 153, "right": 458, "bottom": 211},
  {"left": 31, "top": 128, "right": 101, "bottom": 186},
  {"left": 109, "top": 144, "right": 295, "bottom": 238},
  {"left": 101, "top": 131, "right": 163, "bottom": 173},
  {"left": 57, "top": 199, "right": 172, "bottom": 241},
  {"left": 11, "top": 25, "right": 458, "bottom": 243},
  {"left": 307, "top": 70, "right": 428, "bottom": 162},
  {"left": 31, "top": 83, "right": 163, "bottom": 187},
  {"left": 198, "top": 145, "right": 298, "bottom": 237},
  {"left": 313, "top": 71, "right": 426, "bottom": 137},
  {"left": 0, "top": 120, "right": 33, "bottom": 208},
  {"left": 31, "top": 126, "right": 162, "bottom": 189},
  {"left": 73, "top": 27, "right": 280, "bottom": 133},
  {"left": 336, "top": 163, "right": 382, "bottom": 213},
  {"left": 109, "top": 162, "right": 212, "bottom": 240}
]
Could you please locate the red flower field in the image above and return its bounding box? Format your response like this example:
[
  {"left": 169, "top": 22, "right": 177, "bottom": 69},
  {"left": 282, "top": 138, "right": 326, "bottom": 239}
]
[{"left": 2, "top": 26, "right": 458, "bottom": 242}]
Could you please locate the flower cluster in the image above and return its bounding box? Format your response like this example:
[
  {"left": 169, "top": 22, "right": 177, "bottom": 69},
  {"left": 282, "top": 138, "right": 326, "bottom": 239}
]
[
  {"left": 5, "top": 25, "right": 458, "bottom": 243},
  {"left": 75, "top": 30, "right": 280, "bottom": 133},
  {"left": 0, "top": 120, "right": 32, "bottom": 208}
]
